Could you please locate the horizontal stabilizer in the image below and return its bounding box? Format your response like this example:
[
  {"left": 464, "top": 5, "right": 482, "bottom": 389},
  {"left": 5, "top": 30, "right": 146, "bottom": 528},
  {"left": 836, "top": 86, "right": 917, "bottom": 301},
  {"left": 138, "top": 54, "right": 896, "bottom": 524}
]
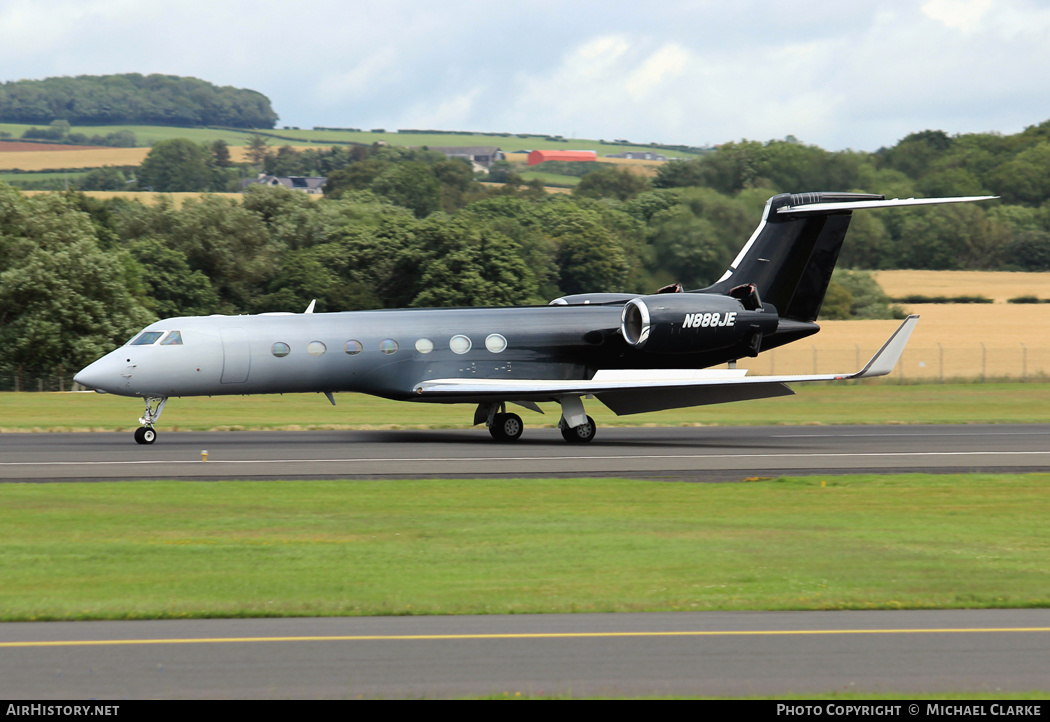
[{"left": 777, "top": 196, "right": 997, "bottom": 215}]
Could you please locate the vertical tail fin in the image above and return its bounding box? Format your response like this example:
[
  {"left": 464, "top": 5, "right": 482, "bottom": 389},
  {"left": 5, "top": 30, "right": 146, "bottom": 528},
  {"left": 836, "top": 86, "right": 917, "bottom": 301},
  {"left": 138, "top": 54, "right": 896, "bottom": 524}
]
[
  {"left": 700, "top": 192, "right": 997, "bottom": 323},
  {"left": 700, "top": 192, "right": 881, "bottom": 322}
]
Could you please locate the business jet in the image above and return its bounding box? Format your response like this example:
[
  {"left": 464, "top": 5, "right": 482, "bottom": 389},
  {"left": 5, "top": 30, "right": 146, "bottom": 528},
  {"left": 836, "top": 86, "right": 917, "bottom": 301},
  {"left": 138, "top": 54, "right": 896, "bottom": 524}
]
[{"left": 74, "top": 191, "right": 994, "bottom": 444}]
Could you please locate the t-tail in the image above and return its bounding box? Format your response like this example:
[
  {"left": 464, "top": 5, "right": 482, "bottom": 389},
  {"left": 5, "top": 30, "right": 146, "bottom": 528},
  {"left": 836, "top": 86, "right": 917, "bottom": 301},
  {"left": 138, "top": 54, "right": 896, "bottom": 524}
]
[{"left": 700, "top": 192, "right": 997, "bottom": 325}]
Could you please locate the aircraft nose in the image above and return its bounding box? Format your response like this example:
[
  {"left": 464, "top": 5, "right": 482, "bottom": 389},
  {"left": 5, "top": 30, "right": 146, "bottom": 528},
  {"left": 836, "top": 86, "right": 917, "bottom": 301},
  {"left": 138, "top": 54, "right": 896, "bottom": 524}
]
[{"left": 74, "top": 355, "right": 124, "bottom": 393}]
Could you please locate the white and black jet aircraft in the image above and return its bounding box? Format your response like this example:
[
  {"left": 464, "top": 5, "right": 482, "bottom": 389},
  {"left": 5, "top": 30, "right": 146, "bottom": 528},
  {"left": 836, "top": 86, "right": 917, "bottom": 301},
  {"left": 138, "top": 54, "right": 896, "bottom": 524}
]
[{"left": 74, "top": 191, "right": 994, "bottom": 445}]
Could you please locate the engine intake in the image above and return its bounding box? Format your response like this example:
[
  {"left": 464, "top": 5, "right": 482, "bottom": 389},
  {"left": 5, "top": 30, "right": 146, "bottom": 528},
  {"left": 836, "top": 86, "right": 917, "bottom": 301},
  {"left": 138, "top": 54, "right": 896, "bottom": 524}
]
[{"left": 620, "top": 294, "right": 778, "bottom": 355}]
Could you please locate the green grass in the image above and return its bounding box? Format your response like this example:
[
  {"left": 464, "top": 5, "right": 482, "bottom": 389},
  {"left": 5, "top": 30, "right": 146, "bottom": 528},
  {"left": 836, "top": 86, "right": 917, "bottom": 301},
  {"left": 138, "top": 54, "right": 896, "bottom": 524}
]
[
  {"left": 519, "top": 170, "right": 582, "bottom": 187},
  {"left": 5, "top": 382, "right": 1050, "bottom": 432},
  {"left": 0, "top": 171, "right": 91, "bottom": 188},
  {"left": 0, "top": 473, "right": 1047, "bottom": 621},
  {"left": 2, "top": 122, "right": 702, "bottom": 157},
  {"left": 0, "top": 123, "right": 256, "bottom": 147}
]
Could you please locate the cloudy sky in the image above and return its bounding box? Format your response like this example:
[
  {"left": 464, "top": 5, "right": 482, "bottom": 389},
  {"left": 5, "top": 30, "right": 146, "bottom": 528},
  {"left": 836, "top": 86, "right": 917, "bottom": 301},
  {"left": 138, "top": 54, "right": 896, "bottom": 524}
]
[{"left": 2, "top": 0, "right": 1048, "bottom": 151}]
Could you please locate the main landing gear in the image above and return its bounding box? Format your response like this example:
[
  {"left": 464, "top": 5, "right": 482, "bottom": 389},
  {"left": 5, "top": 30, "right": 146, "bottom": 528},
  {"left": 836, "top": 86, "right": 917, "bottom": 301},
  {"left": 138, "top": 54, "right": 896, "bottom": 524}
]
[
  {"left": 559, "top": 415, "right": 596, "bottom": 444},
  {"left": 477, "top": 397, "right": 597, "bottom": 444},
  {"left": 134, "top": 396, "right": 168, "bottom": 445}
]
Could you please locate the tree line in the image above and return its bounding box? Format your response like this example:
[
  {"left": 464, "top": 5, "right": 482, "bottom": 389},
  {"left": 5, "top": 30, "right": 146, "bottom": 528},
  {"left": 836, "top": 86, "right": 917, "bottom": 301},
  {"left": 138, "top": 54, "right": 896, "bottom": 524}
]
[
  {"left": 6, "top": 118, "right": 1050, "bottom": 378},
  {"left": 0, "top": 74, "right": 278, "bottom": 128}
]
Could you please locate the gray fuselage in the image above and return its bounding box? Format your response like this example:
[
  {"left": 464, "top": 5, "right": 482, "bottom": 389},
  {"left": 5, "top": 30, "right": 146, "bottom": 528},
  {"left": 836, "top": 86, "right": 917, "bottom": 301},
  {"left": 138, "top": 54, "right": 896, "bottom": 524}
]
[{"left": 77, "top": 303, "right": 752, "bottom": 402}]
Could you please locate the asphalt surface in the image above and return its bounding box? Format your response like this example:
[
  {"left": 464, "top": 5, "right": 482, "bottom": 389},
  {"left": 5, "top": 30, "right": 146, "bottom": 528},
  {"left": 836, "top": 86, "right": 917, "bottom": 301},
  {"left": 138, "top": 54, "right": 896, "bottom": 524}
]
[
  {"left": 3, "top": 425, "right": 1048, "bottom": 698},
  {"left": 2, "top": 424, "right": 1050, "bottom": 482},
  {"left": 2, "top": 610, "right": 1048, "bottom": 699}
]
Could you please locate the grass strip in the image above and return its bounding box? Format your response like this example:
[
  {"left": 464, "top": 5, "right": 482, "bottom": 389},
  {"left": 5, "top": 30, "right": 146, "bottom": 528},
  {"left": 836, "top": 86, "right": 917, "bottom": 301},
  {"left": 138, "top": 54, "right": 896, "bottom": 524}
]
[
  {"left": 1, "top": 474, "right": 1047, "bottom": 621},
  {"left": 4, "top": 382, "right": 1050, "bottom": 432}
]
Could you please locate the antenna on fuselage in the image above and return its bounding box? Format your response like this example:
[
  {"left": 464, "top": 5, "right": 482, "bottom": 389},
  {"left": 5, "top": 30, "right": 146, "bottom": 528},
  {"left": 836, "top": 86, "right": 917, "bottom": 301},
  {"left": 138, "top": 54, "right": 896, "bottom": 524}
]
[{"left": 304, "top": 299, "right": 316, "bottom": 314}]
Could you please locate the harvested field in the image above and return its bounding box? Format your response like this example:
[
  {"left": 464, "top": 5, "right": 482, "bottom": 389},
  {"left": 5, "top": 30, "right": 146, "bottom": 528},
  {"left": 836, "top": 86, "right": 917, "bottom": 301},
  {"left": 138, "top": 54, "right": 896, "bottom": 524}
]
[
  {"left": 730, "top": 304, "right": 1050, "bottom": 380},
  {"left": 0, "top": 145, "right": 315, "bottom": 171},
  {"left": 593, "top": 156, "right": 665, "bottom": 176},
  {"left": 0, "top": 141, "right": 109, "bottom": 152},
  {"left": 0, "top": 147, "right": 150, "bottom": 171},
  {"left": 874, "top": 270, "right": 1050, "bottom": 303},
  {"left": 20, "top": 190, "right": 246, "bottom": 207}
]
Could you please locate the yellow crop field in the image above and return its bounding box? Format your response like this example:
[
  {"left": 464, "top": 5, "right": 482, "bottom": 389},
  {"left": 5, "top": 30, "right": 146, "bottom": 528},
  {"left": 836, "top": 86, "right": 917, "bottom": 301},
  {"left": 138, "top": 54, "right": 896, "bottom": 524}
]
[
  {"left": 0, "top": 145, "right": 317, "bottom": 171},
  {"left": 20, "top": 190, "right": 246, "bottom": 207},
  {"left": 729, "top": 303, "right": 1050, "bottom": 381},
  {"left": 0, "top": 147, "right": 150, "bottom": 171},
  {"left": 874, "top": 270, "right": 1050, "bottom": 302},
  {"left": 593, "top": 156, "right": 664, "bottom": 176}
]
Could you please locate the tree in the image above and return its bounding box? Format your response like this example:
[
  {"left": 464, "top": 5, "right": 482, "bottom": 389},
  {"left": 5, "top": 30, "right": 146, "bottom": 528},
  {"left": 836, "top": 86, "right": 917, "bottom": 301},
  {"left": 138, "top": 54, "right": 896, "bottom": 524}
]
[
  {"left": 165, "top": 195, "right": 278, "bottom": 311},
  {"left": 819, "top": 270, "right": 903, "bottom": 320},
  {"left": 1007, "top": 229, "right": 1050, "bottom": 271},
  {"left": 78, "top": 167, "right": 128, "bottom": 191},
  {"left": 127, "top": 237, "right": 220, "bottom": 317},
  {"left": 878, "top": 129, "right": 954, "bottom": 179},
  {"left": 370, "top": 161, "right": 441, "bottom": 218},
  {"left": 264, "top": 145, "right": 305, "bottom": 176},
  {"left": 245, "top": 134, "right": 271, "bottom": 166},
  {"left": 409, "top": 228, "right": 536, "bottom": 307},
  {"left": 550, "top": 214, "right": 631, "bottom": 294},
  {"left": 574, "top": 166, "right": 651, "bottom": 201},
  {"left": 136, "top": 138, "right": 227, "bottom": 192},
  {"left": 0, "top": 192, "right": 154, "bottom": 375},
  {"left": 211, "top": 139, "right": 233, "bottom": 168}
]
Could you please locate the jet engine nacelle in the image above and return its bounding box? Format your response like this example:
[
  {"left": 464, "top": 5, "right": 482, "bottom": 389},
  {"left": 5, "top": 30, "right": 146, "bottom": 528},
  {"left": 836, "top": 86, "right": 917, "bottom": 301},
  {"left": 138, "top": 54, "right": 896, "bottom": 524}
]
[{"left": 620, "top": 294, "right": 779, "bottom": 355}]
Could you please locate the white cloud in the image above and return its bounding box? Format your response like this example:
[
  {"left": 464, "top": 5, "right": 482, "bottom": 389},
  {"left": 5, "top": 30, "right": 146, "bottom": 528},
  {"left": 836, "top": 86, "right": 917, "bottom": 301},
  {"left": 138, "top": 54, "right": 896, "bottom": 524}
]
[
  {"left": 3, "top": 1, "right": 1050, "bottom": 150},
  {"left": 624, "top": 44, "right": 691, "bottom": 99},
  {"left": 921, "top": 0, "right": 993, "bottom": 33},
  {"left": 313, "top": 47, "right": 401, "bottom": 107}
]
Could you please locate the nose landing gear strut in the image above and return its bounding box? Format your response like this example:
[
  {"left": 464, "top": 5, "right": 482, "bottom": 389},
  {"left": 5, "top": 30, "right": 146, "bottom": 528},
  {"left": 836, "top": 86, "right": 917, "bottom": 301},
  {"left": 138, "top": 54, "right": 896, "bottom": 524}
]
[{"left": 134, "top": 396, "right": 168, "bottom": 445}]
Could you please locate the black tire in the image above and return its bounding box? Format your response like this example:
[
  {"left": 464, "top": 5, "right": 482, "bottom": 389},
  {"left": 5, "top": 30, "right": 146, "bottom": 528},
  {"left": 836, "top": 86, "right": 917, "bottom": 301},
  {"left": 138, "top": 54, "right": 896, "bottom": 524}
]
[
  {"left": 134, "top": 426, "right": 157, "bottom": 445},
  {"left": 489, "top": 412, "right": 524, "bottom": 442},
  {"left": 560, "top": 415, "right": 596, "bottom": 444}
]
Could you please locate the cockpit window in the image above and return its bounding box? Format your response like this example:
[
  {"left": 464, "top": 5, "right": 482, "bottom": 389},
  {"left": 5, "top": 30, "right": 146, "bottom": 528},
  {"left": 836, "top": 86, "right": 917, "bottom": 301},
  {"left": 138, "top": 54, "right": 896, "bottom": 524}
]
[
  {"left": 129, "top": 331, "right": 164, "bottom": 346},
  {"left": 160, "top": 330, "right": 183, "bottom": 346}
]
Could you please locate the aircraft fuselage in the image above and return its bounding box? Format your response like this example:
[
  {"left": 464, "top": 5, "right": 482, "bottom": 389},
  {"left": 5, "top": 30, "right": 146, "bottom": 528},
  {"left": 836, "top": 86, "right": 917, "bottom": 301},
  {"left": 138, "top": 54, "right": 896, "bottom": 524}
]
[{"left": 75, "top": 303, "right": 766, "bottom": 403}]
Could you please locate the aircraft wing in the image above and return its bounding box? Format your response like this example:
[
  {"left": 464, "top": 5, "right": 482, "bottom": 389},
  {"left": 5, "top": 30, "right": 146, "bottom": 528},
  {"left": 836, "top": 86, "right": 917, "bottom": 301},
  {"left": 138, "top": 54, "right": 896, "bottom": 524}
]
[{"left": 413, "top": 315, "right": 919, "bottom": 415}]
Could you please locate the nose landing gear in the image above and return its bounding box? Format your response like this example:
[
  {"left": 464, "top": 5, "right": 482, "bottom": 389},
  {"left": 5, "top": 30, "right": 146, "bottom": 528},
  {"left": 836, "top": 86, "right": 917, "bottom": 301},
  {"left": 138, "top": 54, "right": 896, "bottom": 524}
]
[{"left": 134, "top": 396, "right": 168, "bottom": 445}]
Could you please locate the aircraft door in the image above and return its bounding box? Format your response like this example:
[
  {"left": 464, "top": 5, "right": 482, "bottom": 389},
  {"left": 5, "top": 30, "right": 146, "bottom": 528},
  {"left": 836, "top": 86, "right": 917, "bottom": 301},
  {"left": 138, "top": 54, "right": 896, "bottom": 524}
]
[{"left": 220, "top": 328, "right": 251, "bottom": 383}]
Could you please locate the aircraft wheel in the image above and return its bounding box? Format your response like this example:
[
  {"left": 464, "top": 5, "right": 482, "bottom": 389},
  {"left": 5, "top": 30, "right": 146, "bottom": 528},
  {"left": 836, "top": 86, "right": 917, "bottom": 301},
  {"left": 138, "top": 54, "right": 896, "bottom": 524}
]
[
  {"left": 560, "top": 416, "right": 596, "bottom": 444},
  {"left": 489, "top": 413, "right": 524, "bottom": 442},
  {"left": 134, "top": 426, "right": 157, "bottom": 445}
]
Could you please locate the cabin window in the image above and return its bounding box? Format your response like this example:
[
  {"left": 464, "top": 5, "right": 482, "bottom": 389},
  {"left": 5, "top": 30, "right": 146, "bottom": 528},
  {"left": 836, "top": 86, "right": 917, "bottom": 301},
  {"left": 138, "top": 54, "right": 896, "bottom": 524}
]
[
  {"left": 485, "top": 334, "right": 507, "bottom": 353},
  {"left": 272, "top": 342, "right": 291, "bottom": 357},
  {"left": 380, "top": 339, "right": 398, "bottom": 355},
  {"left": 307, "top": 341, "right": 327, "bottom": 356},
  {"left": 160, "top": 330, "right": 183, "bottom": 346},
  {"left": 344, "top": 340, "right": 363, "bottom": 355},
  {"left": 129, "top": 331, "right": 164, "bottom": 346},
  {"left": 415, "top": 338, "right": 434, "bottom": 354},
  {"left": 449, "top": 335, "right": 471, "bottom": 354}
]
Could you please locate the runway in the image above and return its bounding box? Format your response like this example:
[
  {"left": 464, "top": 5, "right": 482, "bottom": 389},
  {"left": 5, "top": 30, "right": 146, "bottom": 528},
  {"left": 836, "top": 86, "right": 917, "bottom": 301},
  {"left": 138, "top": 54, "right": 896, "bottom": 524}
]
[
  {"left": 2, "top": 609, "right": 1048, "bottom": 698},
  {"left": 2, "top": 424, "right": 1050, "bottom": 482},
  {"left": 3, "top": 425, "right": 1048, "bottom": 698}
]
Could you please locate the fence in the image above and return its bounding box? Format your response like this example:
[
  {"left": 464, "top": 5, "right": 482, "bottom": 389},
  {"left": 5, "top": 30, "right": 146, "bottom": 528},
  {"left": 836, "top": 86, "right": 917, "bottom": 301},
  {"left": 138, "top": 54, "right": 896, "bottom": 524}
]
[
  {"left": 723, "top": 344, "right": 1050, "bottom": 383},
  {"left": 0, "top": 372, "right": 82, "bottom": 393}
]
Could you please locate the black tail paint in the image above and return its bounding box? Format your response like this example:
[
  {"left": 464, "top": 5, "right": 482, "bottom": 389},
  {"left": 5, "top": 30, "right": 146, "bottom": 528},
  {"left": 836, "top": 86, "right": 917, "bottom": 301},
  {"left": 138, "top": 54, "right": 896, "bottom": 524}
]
[{"left": 700, "top": 192, "right": 884, "bottom": 323}]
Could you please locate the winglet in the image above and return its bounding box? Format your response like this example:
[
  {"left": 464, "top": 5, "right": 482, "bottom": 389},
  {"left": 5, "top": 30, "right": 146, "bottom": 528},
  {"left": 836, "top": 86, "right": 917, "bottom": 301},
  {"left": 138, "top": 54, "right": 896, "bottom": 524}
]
[{"left": 850, "top": 315, "right": 919, "bottom": 379}]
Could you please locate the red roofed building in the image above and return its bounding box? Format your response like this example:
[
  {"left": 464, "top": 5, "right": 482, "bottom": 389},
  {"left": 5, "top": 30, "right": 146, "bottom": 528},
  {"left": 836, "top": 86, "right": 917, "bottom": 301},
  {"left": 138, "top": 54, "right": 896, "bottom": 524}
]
[{"left": 527, "top": 150, "right": 597, "bottom": 166}]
